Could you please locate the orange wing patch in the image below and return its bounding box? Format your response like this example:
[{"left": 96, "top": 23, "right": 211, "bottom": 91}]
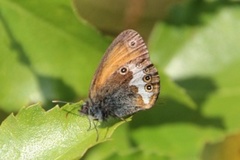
[{"left": 89, "top": 30, "right": 148, "bottom": 99}]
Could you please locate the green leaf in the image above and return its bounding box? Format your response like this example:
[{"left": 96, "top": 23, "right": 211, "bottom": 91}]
[
  {"left": 0, "top": 103, "right": 127, "bottom": 159},
  {"left": 0, "top": 0, "right": 110, "bottom": 112}
]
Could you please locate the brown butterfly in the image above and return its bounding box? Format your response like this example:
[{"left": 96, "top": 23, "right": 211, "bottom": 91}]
[{"left": 80, "top": 29, "right": 160, "bottom": 121}]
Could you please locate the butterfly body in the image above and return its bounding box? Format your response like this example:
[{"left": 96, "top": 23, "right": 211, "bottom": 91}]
[{"left": 80, "top": 29, "right": 160, "bottom": 121}]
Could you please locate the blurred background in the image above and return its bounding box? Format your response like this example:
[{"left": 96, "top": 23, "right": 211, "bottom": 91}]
[{"left": 0, "top": 0, "right": 240, "bottom": 159}]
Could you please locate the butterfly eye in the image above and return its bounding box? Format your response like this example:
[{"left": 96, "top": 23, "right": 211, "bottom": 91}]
[
  {"left": 128, "top": 40, "right": 137, "bottom": 48},
  {"left": 143, "top": 75, "right": 152, "bottom": 83},
  {"left": 119, "top": 66, "right": 128, "bottom": 75},
  {"left": 145, "top": 84, "right": 153, "bottom": 92}
]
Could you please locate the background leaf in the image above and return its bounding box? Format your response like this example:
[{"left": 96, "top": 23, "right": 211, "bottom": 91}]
[{"left": 0, "top": 0, "right": 109, "bottom": 112}]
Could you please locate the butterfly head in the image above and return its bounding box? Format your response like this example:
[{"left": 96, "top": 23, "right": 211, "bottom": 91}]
[{"left": 81, "top": 100, "right": 104, "bottom": 121}]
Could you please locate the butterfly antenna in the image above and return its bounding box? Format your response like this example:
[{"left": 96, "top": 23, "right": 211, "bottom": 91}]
[
  {"left": 52, "top": 100, "right": 73, "bottom": 104},
  {"left": 52, "top": 100, "right": 80, "bottom": 118}
]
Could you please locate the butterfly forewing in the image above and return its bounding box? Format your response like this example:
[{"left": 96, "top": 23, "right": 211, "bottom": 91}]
[{"left": 89, "top": 30, "right": 149, "bottom": 98}]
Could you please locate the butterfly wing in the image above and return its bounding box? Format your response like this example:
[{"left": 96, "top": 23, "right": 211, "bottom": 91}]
[{"left": 89, "top": 29, "right": 160, "bottom": 116}]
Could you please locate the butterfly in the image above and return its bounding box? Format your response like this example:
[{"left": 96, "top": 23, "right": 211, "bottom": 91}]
[{"left": 80, "top": 29, "right": 160, "bottom": 122}]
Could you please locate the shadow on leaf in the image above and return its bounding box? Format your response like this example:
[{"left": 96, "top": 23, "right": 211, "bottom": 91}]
[{"left": 130, "top": 76, "right": 225, "bottom": 130}]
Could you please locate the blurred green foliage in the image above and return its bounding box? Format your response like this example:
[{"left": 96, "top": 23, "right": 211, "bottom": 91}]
[{"left": 0, "top": 0, "right": 240, "bottom": 159}]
